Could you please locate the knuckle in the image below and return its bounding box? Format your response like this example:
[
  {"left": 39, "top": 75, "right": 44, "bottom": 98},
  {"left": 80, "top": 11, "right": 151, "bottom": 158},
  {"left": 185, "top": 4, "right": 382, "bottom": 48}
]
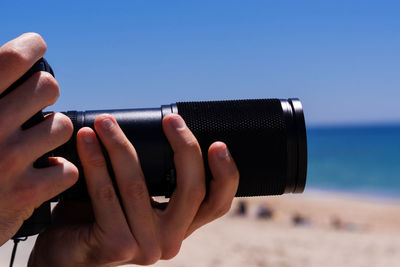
[
  {"left": 161, "top": 242, "right": 181, "bottom": 260},
  {"left": 42, "top": 114, "right": 73, "bottom": 149},
  {"left": 23, "top": 32, "right": 47, "bottom": 53},
  {"left": 215, "top": 202, "right": 233, "bottom": 218},
  {"left": 1, "top": 33, "right": 46, "bottom": 67},
  {"left": 116, "top": 239, "right": 137, "bottom": 261},
  {"left": 180, "top": 178, "right": 206, "bottom": 202},
  {"left": 38, "top": 72, "right": 59, "bottom": 105},
  {"left": 1, "top": 44, "right": 28, "bottom": 63},
  {"left": 174, "top": 137, "right": 202, "bottom": 162},
  {"left": 1, "top": 45, "right": 29, "bottom": 69},
  {"left": 123, "top": 180, "right": 148, "bottom": 200},
  {"left": 112, "top": 136, "right": 132, "bottom": 151},
  {"left": 183, "top": 138, "right": 201, "bottom": 153},
  {"left": 113, "top": 250, "right": 133, "bottom": 263},
  {"left": 53, "top": 113, "right": 74, "bottom": 141},
  {"left": 87, "top": 155, "right": 107, "bottom": 168},
  {"left": 105, "top": 242, "right": 136, "bottom": 263},
  {"left": 90, "top": 234, "right": 136, "bottom": 263},
  {"left": 139, "top": 247, "right": 162, "bottom": 265},
  {"left": 95, "top": 184, "right": 116, "bottom": 202},
  {"left": 177, "top": 181, "right": 206, "bottom": 206},
  {"left": 191, "top": 184, "right": 206, "bottom": 202},
  {"left": 63, "top": 161, "right": 79, "bottom": 182}
]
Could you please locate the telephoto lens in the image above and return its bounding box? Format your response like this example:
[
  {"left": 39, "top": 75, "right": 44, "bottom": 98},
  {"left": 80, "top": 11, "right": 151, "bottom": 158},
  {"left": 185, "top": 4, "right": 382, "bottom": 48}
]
[
  {"left": 53, "top": 98, "right": 307, "bottom": 199},
  {"left": 9, "top": 59, "right": 307, "bottom": 238}
]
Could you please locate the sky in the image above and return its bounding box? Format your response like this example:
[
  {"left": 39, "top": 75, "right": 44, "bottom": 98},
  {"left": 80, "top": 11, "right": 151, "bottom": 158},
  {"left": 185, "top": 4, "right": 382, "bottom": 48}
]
[{"left": 1, "top": 0, "right": 399, "bottom": 126}]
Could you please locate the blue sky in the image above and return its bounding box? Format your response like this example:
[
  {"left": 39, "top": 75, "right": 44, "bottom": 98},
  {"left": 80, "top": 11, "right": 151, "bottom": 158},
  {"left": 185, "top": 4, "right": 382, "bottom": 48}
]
[{"left": 1, "top": 1, "right": 399, "bottom": 125}]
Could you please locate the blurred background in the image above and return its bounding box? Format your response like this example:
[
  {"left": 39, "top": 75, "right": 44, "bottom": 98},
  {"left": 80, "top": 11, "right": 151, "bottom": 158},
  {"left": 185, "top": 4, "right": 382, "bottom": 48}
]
[{"left": 1, "top": 1, "right": 399, "bottom": 266}]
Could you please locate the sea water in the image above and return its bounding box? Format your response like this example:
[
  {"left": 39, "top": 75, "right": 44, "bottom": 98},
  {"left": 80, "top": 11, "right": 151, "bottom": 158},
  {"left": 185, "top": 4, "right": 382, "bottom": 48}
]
[{"left": 306, "top": 124, "right": 400, "bottom": 199}]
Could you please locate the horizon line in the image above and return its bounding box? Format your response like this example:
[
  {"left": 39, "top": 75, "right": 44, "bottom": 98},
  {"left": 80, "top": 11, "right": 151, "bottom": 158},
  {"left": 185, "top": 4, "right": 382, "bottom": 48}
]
[{"left": 307, "top": 120, "right": 400, "bottom": 128}]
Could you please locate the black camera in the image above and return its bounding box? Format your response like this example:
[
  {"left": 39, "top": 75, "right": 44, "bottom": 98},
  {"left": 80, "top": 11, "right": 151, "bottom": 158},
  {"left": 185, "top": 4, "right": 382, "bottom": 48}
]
[{"left": 1, "top": 59, "right": 307, "bottom": 238}]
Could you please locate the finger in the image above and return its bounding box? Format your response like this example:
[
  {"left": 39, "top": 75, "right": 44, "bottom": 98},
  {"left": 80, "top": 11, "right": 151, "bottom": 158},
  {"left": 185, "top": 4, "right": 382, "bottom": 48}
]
[
  {"left": 185, "top": 141, "right": 239, "bottom": 238},
  {"left": 0, "top": 71, "right": 60, "bottom": 139},
  {"left": 21, "top": 157, "right": 78, "bottom": 209},
  {"left": 160, "top": 114, "right": 206, "bottom": 258},
  {"left": 77, "top": 127, "right": 133, "bottom": 239},
  {"left": 10, "top": 113, "right": 73, "bottom": 171},
  {"left": 94, "top": 115, "right": 159, "bottom": 262},
  {"left": 0, "top": 33, "right": 46, "bottom": 93}
]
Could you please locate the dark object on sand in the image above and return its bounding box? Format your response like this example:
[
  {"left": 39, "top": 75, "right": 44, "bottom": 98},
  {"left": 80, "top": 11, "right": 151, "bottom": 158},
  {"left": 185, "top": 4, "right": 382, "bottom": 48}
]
[
  {"left": 292, "top": 213, "right": 310, "bottom": 226},
  {"left": 236, "top": 201, "right": 248, "bottom": 216},
  {"left": 256, "top": 204, "right": 274, "bottom": 219},
  {"left": 331, "top": 216, "right": 360, "bottom": 232},
  {"left": 331, "top": 216, "right": 344, "bottom": 230}
]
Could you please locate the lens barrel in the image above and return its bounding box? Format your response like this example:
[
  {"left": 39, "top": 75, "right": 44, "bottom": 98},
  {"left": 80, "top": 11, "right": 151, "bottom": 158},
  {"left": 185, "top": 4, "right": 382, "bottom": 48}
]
[
  {"left": 9, "top": 59, "right": 307, "bottom": 239},
  {"left": 52, "top": 98, "right": 307, "bottom": 199}
]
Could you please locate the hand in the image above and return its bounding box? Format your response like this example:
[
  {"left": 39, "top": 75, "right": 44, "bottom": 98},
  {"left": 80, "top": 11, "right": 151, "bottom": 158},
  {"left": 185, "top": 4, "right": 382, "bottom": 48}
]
[
  {"left": 0, "top": 33, "right": 78, "bottom": 244},
  {"left": 29, "top": 113, "right": 239, "bottom": 266}
]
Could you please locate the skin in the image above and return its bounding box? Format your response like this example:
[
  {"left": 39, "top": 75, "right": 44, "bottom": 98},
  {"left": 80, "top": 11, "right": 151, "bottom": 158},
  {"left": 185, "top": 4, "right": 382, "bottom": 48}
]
[
  {"left": 1, "top": 33, "right": 240, "bottom": 266},
  {"left": 29, "top": 114, "right": 239, "bottom": 266},
  {"left": 0, "top": 33, "right": 78, "bottom": 245}
]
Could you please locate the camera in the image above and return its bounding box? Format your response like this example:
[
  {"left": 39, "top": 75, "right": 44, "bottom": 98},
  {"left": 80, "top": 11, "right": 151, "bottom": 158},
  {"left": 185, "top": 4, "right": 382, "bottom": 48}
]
[{"left": 1, "top": 59, "right": 307, "bottom": 238}]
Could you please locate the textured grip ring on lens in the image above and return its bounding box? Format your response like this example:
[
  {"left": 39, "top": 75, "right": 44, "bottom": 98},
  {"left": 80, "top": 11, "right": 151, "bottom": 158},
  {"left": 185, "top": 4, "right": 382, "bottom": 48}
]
[{"left": 176, "top": 98, "right": 307, "bottom": 196}]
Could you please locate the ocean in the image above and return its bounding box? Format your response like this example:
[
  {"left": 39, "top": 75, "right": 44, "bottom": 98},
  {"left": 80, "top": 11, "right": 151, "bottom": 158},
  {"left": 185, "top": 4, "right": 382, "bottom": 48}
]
[{"left": 306, "top": 124, "right": 400, "bottom": 199}]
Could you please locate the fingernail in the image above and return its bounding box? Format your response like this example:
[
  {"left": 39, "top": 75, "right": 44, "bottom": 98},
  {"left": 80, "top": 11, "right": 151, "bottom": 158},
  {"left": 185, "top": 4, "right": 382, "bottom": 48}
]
[
  {"left": 100, "top": 117, "right": 115, "bottom": 131},
  {"left": 218, "top": 145, "right": 231, "bottom": 159},
  {"left": 170, "top": 115, "right": 186, "bottom": 130},
  {"left": 83, "top": 132, "right": 95, "bottom": 144}
]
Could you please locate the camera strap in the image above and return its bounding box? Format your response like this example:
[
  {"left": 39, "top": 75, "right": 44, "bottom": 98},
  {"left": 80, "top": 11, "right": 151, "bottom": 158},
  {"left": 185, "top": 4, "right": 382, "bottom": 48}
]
[{"left": 9, "top": 237, "right": 28, "bottom": 267}]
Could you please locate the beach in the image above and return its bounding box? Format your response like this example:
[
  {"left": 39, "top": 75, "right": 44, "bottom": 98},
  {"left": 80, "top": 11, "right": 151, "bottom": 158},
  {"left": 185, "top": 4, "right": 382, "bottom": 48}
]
[
  {"left": 148, "top": 191, "right": 400, "bottom": 267},
  {"left": 1, "top": 190, "right": 399, "bottom": 267}
]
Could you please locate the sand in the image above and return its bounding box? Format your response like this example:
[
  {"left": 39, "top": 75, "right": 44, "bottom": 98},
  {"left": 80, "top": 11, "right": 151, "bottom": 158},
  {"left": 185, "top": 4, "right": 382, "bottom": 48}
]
[{"left": 1, "top": 190, "right": 399, "bottom": 267}]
